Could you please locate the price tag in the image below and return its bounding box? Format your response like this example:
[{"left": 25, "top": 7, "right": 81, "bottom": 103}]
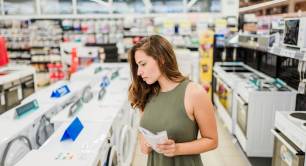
[
  {"left": 51, "top": 85, "right": 70, "bottom": 98},
  {"left": 15, "top": 99, "right": 39, "bottom": 118}
]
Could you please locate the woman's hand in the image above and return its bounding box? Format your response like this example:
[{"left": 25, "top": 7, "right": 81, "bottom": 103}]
[
  {"left": 157, "top": 139, "right": 177, "bottom": 157},
  {"left": 140, "top": 134, "right": 152, "bottom": 154}
]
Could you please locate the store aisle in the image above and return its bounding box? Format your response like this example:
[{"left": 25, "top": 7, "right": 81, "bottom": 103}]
[{"left": 132, "top": 113, "right": 251, "bottom": 166}]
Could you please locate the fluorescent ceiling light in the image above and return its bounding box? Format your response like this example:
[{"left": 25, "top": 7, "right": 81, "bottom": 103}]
[
  {"left": 89, "top": 0, "right": 110, "bottom": 7},
  {"left": 187, "top": 0, "right": 198, "bottom": 9},
  {"left": 143, "top": 0, "right": 152, "bottom": 9}
]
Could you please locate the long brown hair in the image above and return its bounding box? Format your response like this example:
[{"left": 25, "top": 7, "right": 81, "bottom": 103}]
[{"left": 128, "top": 35, "right": 186, "bottom": 111}]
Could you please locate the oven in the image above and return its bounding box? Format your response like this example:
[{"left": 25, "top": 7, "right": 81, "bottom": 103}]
[
  {"left": 272, "top": 129, "right": 305, "bottom": 166},
  {"left": 0, "top": 80, "right": 22, "bottom": 114},
  {"left": 21, "top": 75, "right": 35, "bottom": 99},
  {"left": 214, "top": 73, "right": 233, "bottom": 116},
  {"left": 235, "top": 93, "right": 248, "bottom": 138}
]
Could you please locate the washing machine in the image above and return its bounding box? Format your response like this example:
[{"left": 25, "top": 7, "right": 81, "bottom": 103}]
[
  {"left": 1, "top": 80, "right": 88, "bottom": 150},
  {"left": 16, "top": 81, "right": 75, "bottom": 149},
  {"left": 51, "top": 82, "right": 134, "bottom": 166},
  {"left": 0, "top": 119, "right": 34, "bottom": 166},
  {"left": 110, "top": 107, "right": 138, "bottom": 166},
  {"left": 15, "top": 120, "right": 113, "bottom": 166}
]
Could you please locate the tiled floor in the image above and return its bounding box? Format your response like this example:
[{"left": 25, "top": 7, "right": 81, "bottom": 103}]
[{"left": 132, "top": 114, "right": 251, "bottom": 166}]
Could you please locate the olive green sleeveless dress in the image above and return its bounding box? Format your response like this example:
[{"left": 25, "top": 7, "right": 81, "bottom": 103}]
[{"left": 140, "top": 79, "right": 203, "bottom": 166}]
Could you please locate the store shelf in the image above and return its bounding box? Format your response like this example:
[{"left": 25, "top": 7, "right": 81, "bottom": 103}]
[
  {"left": 268, "top": 46, "right": 306, "bottom": 61},
  {"left": 239, "top": 0, "right": 288, "bottom": 13},
  {"left": 0, "top": 13, "right": 222, "bottom": 20},
  {"left": 238, "top": 43, "right": 269, "bottom": 52},
  {"left": 239, "top": 0, "right": 306, "bottom": 14},
  {"left": 238, "top": 43, "right": 306, "bottom": 61}
]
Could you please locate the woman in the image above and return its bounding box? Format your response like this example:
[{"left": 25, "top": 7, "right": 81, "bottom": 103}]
[{"left": 128, "top": 35, "right": 218, "bottom": 166}]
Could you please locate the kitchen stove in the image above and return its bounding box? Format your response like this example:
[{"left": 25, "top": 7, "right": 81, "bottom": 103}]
[
  {"left": 272, "top": 111, "right": 306, "bottom": 166},
  {"left": 289, "top": 112, "right": 306, "bottom": 122},
  {"left": 275, "top": 111, "right": 306, "bottom": 151}
]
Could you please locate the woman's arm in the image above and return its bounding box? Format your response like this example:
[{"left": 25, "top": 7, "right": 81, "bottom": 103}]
[{"left": 157, "top": 84, "right": 218, "bottom": 156}]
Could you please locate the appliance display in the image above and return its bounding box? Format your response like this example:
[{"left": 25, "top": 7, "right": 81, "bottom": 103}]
[
  {"left": 235, "top": 93, "right": 248, "bottom": 138},
  {"left": 0, "top": 120, "right": 34, "bottom": 166},
  {"left": 234, "top": 77, "right": 296, "bottom": 157},
  {"left": 283, "top": 17, "right": 306, "bottom": 50},
  {"left": 0, "top": 135, "right": 32, "bottom": 166},
  {"left": 15, "top": 121, "right": 113, "bottom": 166},
  {"left": 272, "top": 111, "right": 306, "bottom": 166},
  {"left": 213, "top": 62, "right": 254, "bottom": 134},
  {"left": 0, "top": 66, "right": 36, "bottom": 115}
]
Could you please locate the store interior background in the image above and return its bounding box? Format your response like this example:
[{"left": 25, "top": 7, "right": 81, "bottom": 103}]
[{"left": 0, "top": 0, "right": 306, "bottom": 166}]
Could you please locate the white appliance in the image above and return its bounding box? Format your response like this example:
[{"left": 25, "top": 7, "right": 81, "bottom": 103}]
[
  {"left": 0, "top": 120, "right": 33, "bottom": 166},
  {"left": 272, "top": 111, "right": 306, "bottom": 166},
  {"left": 234, "top": 78, "right": 296, "bottom": 157},
  {"left": 0, "top": 79, "right": 91, "bottom": 162},
  {"left": 17, "top": 81, "right": 88, "bottom": 149},
  {"left": 0, "top": 65, "right": 36, "bottom": 115},
  {"left": 175, "top": 49, "right": 200, "bottom": 82},
  {"left": 51, "top": 63, "right": 137, "bottom": 166},
  {"left": 15, "top": 121, "right": 112, "bottom": 166},
  {"left": 213, "top": 62, "right": 254, "bottom": 134}
]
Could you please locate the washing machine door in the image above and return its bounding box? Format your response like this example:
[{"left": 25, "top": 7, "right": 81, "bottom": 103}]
[
  {"left": 98, "top": 87, "right": 106, "bottom": 101},
  {"left": 118, "top": 125, "right": 134, "bottom": 165},
  {"left": 35, "top": 115, "right": 54, "bottom": 147},
  {"left": 1, "top": 136, "right": 32, "bottom": 166},
  {"left": 107, "top": 147, "right": 120, "bottom": 166},
  {"left": 81, "top": 86, "right": 93, "bottom": 103}
]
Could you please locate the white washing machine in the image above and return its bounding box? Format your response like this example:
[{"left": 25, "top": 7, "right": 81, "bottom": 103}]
[
  {"left": 15, "top": 120, "right": 112, "bottom": 166},
  {"left": 51, "top": 82, "right": 136, "bottom": 166},
  {"left": 0, "top": 80, "right": 90, "bottom": 153},
  {"left": 0, "top": 119, "right": 34, "bottom": 166},
  {"left": 16, "top": 81, "right": 84, "bottom": 149}
]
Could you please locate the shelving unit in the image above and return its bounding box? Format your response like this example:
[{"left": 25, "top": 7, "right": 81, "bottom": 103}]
[
  {"left": 0, "top": 0, "right": 222, "bottom": 18},
  {"left": 239, "top": 0, "right": 306, "bottom": 15}
]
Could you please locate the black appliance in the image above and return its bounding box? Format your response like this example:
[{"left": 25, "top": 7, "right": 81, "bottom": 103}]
[{"left": 0, "top": 80, "right": 22, "bottom": 114}]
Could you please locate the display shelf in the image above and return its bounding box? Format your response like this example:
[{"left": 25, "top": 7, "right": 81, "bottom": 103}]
[
  {"left": 238, "top": 44, "right": 306, "bottom": 61},
  {"left": 239, "top": 0, "right": 306, "bottom": 15},
  {"left": 7, "top": 48, "right": 30, "bottom": 51},
  {"left": 268, "top": 46, "right": 306, "bottom": 61},
  {"left": 239, "top": 0, "right": 288, "bottom": 13}
]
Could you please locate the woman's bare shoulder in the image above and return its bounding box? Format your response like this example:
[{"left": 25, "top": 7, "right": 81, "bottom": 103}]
[{"left": 186, "top": 82, "right": 207, "bottom": 97}]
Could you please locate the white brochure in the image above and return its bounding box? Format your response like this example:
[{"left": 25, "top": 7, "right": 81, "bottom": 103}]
[{"left": 138, "top": 127, "right": 168, "bottom": 152}]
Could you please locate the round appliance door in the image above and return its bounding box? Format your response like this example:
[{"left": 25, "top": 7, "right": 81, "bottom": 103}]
[
  {"left": 35, "top": 116, "right": 54, "bottom": 147},
  {"left": 1, "top": 136, "right": 32, "bottom": 166},
  {"left": 107, "top": 147, "right": 120, "bottom": 166},
  {"left": 81, "top": 86, "right": 93, "bottom": 103},
  {"left": 118, "top": 125, "right": 134, "bottom": 165}
]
